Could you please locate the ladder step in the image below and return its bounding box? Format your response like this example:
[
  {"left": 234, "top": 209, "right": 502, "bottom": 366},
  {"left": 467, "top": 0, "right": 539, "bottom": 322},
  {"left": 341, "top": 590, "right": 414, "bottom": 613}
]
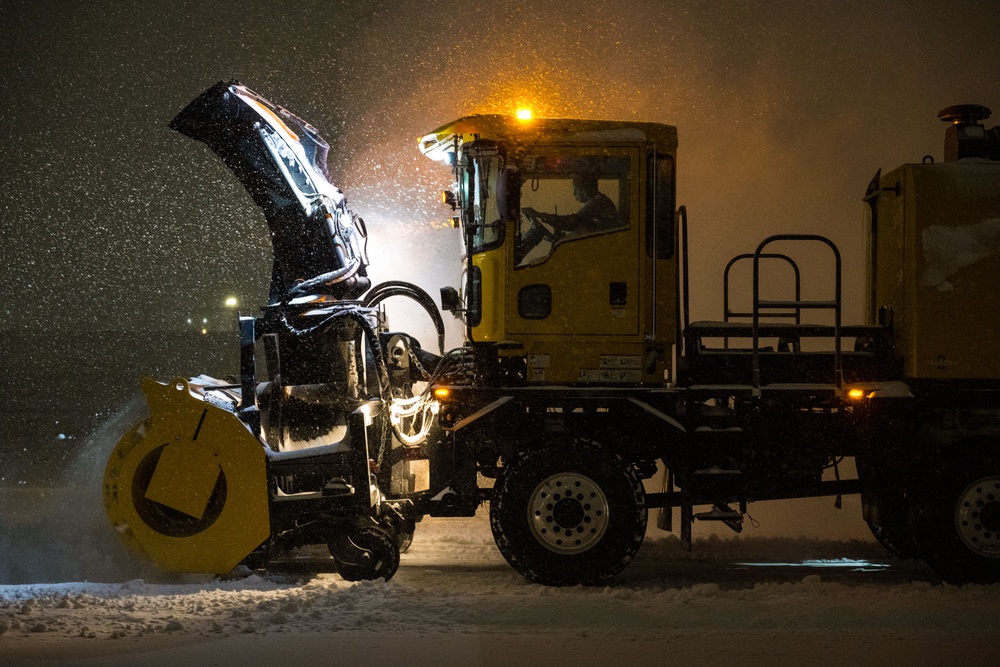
[
  {"left": 693, "top": 504, "right": 744, "bottom": 533},
  {"left": 757, "top": 299, "right": 838, "bottom": 310},
  {"left": 760, "top": 383, "right": 838, "bottom": 392}
]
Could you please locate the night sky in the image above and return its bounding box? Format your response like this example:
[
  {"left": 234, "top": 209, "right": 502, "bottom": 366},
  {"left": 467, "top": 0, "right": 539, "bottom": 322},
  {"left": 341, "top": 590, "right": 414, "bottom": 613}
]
[
  {"left": 2, "top": 0, "right": 998, "bottom": 338},
  {"left": 1, "top": 1, "right": 1000, "bottom": 476}
]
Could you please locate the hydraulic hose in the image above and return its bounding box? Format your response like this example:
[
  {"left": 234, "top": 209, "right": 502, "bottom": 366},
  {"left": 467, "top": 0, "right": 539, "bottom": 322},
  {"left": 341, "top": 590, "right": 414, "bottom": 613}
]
[{"left": 363, "top": 281, "right": 446, "bottom": 355}]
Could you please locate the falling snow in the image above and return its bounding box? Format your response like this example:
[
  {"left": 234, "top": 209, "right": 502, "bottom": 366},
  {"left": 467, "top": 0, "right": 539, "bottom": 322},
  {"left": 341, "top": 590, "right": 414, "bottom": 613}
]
[{"left": 2, "top": 2, "right": 1000, "bottom": 665}]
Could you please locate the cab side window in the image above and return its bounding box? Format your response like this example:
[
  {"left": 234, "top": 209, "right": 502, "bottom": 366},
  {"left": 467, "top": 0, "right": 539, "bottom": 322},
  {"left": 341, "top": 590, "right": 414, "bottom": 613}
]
[{"left": 515, "top": 155, "right": 630, "bottom": 268}]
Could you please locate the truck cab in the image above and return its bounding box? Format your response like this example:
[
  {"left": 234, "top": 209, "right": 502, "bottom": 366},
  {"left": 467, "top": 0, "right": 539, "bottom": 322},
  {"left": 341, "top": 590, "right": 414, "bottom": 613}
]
[{"left": 420, "top": 115, "right": 678, "bottom": 386}]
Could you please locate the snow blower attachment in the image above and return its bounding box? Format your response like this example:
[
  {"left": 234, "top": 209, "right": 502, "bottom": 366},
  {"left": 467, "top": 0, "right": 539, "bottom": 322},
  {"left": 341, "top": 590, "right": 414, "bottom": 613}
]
[{"left": 103, "top": 82, "right": 444, "bottom": 580}]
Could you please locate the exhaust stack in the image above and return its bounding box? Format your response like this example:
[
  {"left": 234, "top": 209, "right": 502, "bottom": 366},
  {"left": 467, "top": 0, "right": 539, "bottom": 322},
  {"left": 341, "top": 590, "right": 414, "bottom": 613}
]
[{"left": 938, "top": 104, "right": 1000, "bottom": 162}]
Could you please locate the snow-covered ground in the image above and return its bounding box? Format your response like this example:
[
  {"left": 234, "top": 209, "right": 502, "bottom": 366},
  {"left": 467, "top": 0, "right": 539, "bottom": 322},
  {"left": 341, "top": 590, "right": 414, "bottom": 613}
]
[
  {"left": 2, "top": 412, "right": 997, "bottom": 666},
  {"left": 3, "top": 487, "right": 1000, "bottom": 666}
]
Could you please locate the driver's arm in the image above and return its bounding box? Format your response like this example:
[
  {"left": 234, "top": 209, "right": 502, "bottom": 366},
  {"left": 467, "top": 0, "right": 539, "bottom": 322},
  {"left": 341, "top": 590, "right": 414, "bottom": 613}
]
[{"left": 521, "top": 207, "right": 564, "bottom": 230}]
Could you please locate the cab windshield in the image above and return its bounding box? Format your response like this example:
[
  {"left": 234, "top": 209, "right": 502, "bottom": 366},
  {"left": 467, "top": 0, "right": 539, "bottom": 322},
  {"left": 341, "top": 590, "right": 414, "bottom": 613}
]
[{"left": 460, "top": 146, "right": 503, "bottom": 254}]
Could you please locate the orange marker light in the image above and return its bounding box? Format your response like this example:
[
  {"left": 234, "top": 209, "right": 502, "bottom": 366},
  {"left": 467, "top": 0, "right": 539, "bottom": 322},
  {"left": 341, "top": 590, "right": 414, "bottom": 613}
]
[
  {"left": 433, "top": 388, "right": 451, "bottom": 399},
  {"left": 847, "top": 388, "right": 865, "bottom": 400}
]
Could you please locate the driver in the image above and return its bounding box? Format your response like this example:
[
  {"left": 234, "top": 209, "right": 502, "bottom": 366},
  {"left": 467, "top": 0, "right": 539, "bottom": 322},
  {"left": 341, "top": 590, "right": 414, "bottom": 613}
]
[{"left": 521, "top": 173, "right": 619, "bottom": 237}]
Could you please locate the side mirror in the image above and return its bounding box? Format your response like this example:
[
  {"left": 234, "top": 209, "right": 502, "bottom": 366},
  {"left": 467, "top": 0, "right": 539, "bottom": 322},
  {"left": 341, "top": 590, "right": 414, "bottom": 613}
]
[
  {"left": 440, "top": 286, "right": 462, "bottom": 318},
  {"left": 495, "top": 166, "right": 521, "bottom": 221}
]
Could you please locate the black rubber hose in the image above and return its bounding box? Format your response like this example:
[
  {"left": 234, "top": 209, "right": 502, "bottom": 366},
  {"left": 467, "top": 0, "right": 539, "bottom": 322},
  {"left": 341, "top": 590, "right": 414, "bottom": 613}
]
[{"left": 363, "top": 281, "right": 446, "bottom": 355}]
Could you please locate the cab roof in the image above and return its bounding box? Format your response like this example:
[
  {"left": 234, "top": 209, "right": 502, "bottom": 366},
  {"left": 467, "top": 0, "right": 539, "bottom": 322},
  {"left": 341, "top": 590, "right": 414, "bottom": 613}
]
[{"left": 419, "top": 114, "right": 678, "bottom": 162}]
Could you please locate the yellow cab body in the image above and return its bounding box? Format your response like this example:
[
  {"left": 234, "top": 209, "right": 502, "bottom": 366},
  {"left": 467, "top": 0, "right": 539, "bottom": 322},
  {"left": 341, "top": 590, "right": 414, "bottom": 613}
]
[{"left": 421, "top": 115, "right": 679, "bottom": 386}]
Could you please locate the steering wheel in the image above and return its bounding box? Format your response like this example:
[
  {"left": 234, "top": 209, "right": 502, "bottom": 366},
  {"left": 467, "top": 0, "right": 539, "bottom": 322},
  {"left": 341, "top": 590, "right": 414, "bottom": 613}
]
[{"left": 523, "top": 210, "right": 558, "bottom": 242}]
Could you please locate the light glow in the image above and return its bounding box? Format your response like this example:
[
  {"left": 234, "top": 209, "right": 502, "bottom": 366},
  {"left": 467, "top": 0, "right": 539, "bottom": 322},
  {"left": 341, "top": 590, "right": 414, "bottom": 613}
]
[
  {"left": 737, "top": 558, "right": 891, "bottom": 572},
  {"left": 243, "top": 96, "right": 300, "bottom": 141},
  {"left": 224, "top": 296, "right": 238, "bottom": 308},
  {"left": 847, "top": 388, "right": 865, "bottom": 400},
  {"left": 433, "top": 388, "right": 451, "bottom": 399},
  {"left": 515, "top": 108, "right": 534, "bottom": 121}
]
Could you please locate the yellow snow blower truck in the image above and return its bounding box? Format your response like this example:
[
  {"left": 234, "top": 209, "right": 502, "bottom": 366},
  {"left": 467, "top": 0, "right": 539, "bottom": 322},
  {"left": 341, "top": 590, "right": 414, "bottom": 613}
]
[{"left": 104, "top": 81, "right": 1000, "bottom": 585}]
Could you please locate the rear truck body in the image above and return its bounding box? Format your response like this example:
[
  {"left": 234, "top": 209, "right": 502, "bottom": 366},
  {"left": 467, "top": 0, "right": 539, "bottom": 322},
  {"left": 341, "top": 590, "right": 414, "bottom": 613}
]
[{"left": 857, "top": 105, "right": 1000, "bottom": 580}]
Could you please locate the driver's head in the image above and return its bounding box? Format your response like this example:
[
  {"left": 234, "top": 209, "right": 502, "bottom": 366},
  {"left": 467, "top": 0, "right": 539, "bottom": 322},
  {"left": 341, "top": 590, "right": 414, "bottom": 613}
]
[{"left": 572, "top": 173, "right": 600, "bottom": 202}]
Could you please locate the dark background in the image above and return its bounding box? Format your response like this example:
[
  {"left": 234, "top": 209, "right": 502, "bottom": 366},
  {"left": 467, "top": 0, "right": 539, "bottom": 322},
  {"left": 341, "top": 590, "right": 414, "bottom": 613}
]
[{"left": 2, "top": 0, "right": 998, "bottom": 483}]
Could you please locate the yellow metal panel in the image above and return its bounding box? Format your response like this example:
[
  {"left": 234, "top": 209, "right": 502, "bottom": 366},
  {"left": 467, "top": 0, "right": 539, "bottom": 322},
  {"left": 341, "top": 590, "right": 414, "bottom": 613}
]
[
  {"left": 471, "top": 246, "right": 506, "bottom": 342},
  {"left": 507, "top": 228, "right": 641, "bottom": 337},
  {"left": 104, "top": 377, "right": 270, "bottom": 573},
  {"left": 910, "top": 162, "right": 1000, "bottom": 379},
  {"left": 144, "top": 440, "right": 221, "bottom": 520},
  {"left": 521, "top": 340, "right": 654, "bottom": 385},
  {"left": 870, "top": 166, "right": 915, "bottom": 378},
  {"left": 874, "top": 162, "right": 1000, "bottom": 380}
]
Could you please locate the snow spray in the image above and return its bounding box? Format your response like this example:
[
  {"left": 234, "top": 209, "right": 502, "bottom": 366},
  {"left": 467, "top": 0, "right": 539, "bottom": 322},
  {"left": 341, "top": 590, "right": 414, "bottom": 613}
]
[{"left": 0, "top": 397, "right": 181, "bottom": 584}]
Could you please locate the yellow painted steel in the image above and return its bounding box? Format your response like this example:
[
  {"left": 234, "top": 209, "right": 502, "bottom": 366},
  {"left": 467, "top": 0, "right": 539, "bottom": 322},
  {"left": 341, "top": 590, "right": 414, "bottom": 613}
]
[
  {"left": 103, "top": 377, "right": 270, "bottom": 573},
  {"left": 422, "top": 115, "right": 679, "bottom": 386},
  {"left": 471, "top": 248, "right": 506, "bottom": 342},
  {"left": 870, "top": 161, "right": 1000, "bottom": 379},
  {"left": 419, "top": 114, "right": 679, "bottom": 163}
]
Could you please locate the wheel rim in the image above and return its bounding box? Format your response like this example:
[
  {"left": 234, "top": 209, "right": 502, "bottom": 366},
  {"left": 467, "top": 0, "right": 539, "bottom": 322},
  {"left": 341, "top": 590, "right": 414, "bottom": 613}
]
[
  {"left": 527, "top": 472, "right": 609, "bottom": 555},
  {"left": 955, "top": 475, "right": 1000, "bottom": 558}
]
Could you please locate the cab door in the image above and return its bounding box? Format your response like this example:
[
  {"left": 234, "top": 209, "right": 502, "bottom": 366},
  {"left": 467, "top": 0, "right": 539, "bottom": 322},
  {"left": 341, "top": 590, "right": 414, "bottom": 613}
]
[{"left": 506, "top": 146, "right": 641, "bottom": 338}]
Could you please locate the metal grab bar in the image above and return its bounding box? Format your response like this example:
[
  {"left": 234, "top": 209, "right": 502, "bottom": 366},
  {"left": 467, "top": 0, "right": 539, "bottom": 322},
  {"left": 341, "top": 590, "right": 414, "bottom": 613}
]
[
  {"left": 751, "top": 235, "right": 843, "bottom": 390},
  {"left": 723, "top": 252, "right": 801, "bottom": 349}
]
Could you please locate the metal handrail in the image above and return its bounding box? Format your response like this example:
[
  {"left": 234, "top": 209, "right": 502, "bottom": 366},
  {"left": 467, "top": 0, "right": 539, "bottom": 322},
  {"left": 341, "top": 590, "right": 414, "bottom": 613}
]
[
  {"left": 751, "top": 235, "right": 842, "bottom": 390},
  {"left": 723, "top": 252, "right": 801, "bottom": 349},
  {"left": 676, "top": 206, "right": 689, "bottom": 357}
]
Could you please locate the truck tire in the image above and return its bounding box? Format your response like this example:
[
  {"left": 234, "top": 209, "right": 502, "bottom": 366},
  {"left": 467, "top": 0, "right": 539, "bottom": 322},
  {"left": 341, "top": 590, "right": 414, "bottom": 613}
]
[
  {"left": 490, "top": 442, "right": 647, "bottom": 586},
  {"left": 910, "top": 458, "right": 1000, "bottom": 584}
]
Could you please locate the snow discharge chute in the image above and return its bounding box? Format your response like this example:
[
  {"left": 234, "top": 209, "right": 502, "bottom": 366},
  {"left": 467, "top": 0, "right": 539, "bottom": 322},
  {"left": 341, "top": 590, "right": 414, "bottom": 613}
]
[{"left": 169, "top": 80, "right": 370, "bottom": 302}]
